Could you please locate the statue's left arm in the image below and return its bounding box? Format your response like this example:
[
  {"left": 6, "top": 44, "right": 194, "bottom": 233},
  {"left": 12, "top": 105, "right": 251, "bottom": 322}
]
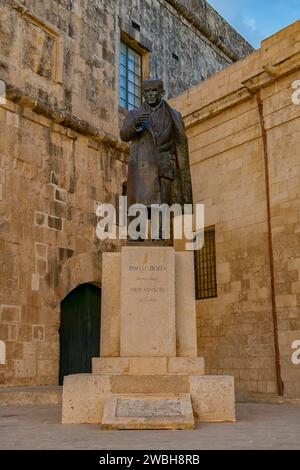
[{"left": 120, "top": 110, "right": 140, "bottom": 142}]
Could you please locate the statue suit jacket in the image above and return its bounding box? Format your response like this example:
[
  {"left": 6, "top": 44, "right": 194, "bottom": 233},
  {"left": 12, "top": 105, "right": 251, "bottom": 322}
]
[{"left": 120, "top": 100, "right": 193, "bottom": 209}]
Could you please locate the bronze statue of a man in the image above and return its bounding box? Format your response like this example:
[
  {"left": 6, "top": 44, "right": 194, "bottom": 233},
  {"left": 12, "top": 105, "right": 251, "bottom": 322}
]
[{"left": 120, "top": 79, "right": 193, "bottom": 210}]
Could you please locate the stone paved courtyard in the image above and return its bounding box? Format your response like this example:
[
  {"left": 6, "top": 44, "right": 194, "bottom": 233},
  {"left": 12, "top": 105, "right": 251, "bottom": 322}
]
[{"left": 0, "top": 403, "right": 299, "bottom": 450}]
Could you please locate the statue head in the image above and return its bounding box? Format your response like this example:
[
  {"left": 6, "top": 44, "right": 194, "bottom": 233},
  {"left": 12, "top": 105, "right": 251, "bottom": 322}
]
[{"left": 142, "top": 79, "right": 165, "bottom": 107}]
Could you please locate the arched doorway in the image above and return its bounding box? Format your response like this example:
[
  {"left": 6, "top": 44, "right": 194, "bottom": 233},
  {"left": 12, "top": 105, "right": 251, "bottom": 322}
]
[{"left": 59, "top": 283, "right": 101, "bottom": 385}]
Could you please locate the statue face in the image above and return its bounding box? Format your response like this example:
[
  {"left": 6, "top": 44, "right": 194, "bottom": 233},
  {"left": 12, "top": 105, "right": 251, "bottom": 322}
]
[{"left": 142, "top": 85, "right": 165, "bottom": 107}]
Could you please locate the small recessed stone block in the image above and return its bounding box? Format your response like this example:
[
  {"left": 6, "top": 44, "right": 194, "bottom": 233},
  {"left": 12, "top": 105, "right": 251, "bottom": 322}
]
[{"left": 48, "top": 215, "right": 62, "bottom": 231}]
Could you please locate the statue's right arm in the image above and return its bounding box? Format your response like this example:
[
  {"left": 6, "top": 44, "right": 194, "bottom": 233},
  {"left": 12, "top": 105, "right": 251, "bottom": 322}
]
[{"left": 120, "top": 111, "right": 139, "bottom": 142}]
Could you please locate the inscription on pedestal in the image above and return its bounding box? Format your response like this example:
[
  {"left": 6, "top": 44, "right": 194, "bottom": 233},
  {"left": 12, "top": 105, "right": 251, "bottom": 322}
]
[
  {"left": 120, "top": 247, "right": 176, "bottom": 357},
  {"left": 116, "top": 398, "right": 182, "bottom": 417}
]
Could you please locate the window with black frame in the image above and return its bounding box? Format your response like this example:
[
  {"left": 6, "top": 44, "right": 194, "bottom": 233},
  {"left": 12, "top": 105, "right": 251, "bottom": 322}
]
[
  {"left": 120, "top": 42, "right": 142, "bottom": 110},
  {"left": 194, "top": 227, "right": 217, "bottom": 300}
]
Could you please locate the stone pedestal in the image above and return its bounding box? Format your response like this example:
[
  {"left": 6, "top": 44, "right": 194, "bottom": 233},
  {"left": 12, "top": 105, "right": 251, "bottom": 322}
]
[
  {"left": 120, "top": 247, "right": 176, "bottom": 357},
  {"left": 100, "top": 247, "right": 198, "bottom": 359},
  {"left": 62, "top": 246, "right": 236, "bottom": 428}
]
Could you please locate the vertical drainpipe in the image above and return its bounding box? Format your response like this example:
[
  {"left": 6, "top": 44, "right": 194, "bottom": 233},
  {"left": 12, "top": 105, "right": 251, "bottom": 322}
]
[{"left": 256, "top": 89, "right": 284, "bottom": 396}]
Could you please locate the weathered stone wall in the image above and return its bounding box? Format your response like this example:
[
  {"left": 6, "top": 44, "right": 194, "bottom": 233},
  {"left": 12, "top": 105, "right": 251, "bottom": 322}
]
[
  {"left": 0, "top": 99, "right": 127, "bottom": 386},
  {"left": 171, "top": 21, "right": 300, "bottom": 399},
  {"left": 0, "top": 0, "right": 253, "bottom": 134},
  {"left": 0, "top": 0, "right": 253, "bottom": 387},
  {"left": 118, "top": 0, "right": 253, "bottom": 98},
  {"left": 0, "top": 0, "right": 119, "bottom": 135}
]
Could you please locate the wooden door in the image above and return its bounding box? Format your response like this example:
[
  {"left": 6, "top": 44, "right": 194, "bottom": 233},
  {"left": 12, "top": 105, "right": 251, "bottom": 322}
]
[{"left": 59, "top": 283, "right": 101, "bottom": 385}]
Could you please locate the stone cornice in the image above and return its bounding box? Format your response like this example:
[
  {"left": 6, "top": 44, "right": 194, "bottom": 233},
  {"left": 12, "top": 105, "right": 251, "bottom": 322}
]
[
  {"left": 184, "top": 51, "right": 300, "bottom": 129},
  {"left": 3, "top": 81, "right": 129, "bottom": 153},
  {"left": 164, "top": 0, "right": 253, "bottom": 62}
]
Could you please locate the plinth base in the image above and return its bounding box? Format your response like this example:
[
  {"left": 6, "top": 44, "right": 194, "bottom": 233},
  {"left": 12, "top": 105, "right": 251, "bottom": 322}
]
[
  {"left": 62, "top": 247, "right": 236, "bottom": 429},
  {"left": 62, "top": 372, "right": 236, "bottom": 426}
]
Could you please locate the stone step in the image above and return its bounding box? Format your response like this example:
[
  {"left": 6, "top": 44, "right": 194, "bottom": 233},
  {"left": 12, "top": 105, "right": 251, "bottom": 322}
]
[
  {"left": 110, "top": 374, "right": 189, "bottom": 394},
  {"left": 92, "top": 356, "right": 205, "bottom": 375},
  {"left": 0, "top": 386, "right": 62, "bottom": 406},
  {"left": 101, "top": 393, "right": 195, "bottom": 430}
]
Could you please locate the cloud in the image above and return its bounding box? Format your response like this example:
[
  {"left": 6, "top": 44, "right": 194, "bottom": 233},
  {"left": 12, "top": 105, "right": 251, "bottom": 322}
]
[{"left": 243, "top": 17, "right": 258, "bottom": 32}]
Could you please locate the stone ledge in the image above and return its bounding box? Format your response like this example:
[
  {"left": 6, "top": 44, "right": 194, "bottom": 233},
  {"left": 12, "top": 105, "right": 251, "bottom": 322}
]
[
  {"left": 4, "top": 81, "right": 129, "bottom": 154},
  {"left": 0, "top": 386, "right": 62, "bottom": 406},
  {"left": 236, "top": 392, "right": 300, "bottom": 406},
  {"left": 92, "top": 356, "right": 205, "bottom": 375},
  {"left": 164, "top": 0, "right": 253, "bottom": 62},
  {"left": 111, "top": 375, "right": 189, "bottom": 394}
]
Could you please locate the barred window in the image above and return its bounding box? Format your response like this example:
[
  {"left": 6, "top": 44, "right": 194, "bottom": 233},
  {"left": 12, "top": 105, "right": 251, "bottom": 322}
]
[
  {"left": 194, "top": 228, "right": 217, "bottom": 300},
  {"left": 120, "top": 42, "right": 142, "bottom": 110}
]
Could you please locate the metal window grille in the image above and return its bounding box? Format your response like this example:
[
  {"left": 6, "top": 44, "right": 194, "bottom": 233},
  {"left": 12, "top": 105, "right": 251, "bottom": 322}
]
[
  {"left": 194, "top": 228, "right": 217, "bottom": 300},
  {"left": 120, "top": 42, "right": 142, "bottom": 110}
]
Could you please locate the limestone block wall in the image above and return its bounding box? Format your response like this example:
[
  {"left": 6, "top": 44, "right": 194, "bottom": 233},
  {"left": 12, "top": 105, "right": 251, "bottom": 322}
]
[
  {"left": 171, "top": 21, "right": 300, "bottom": 398},
  {"left": 0, "top": 98, "right": 127, "bottom": 386},
  {"left": 0, "top": 0, "right": 253, "bottom": 387},
  {"left": 0, "top": 0, "right": 119, "bottom": 135},
  {"left": 118, "top": 0, "right": 253, "bottom": 99},
  {"left": 0, "top": 0, "right": 252, "bottom": 136}
]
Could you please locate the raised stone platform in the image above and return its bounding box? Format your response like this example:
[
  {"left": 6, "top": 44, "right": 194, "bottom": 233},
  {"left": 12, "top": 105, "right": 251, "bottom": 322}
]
[
  {"left": 62, "top": 374, "right": 235, "bottom": 425},
  {"left": 61, "top": 246, "right": 236, "bottom": 428}
]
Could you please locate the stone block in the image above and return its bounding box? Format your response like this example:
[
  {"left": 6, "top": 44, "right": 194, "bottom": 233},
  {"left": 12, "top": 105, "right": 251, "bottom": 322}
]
[
  {"left": 175, "top": 252, "right": 198, "bottom": 357},
  {"left": 130, "top": 357, "right": 168, "bottom": 375},
  {"left": 36, "top": 259, "right": 48, "bottom": 276},
  {"left": 62, "top": 374, "right": 111, "bottom": 424},
  {"left": 102, "top": 393, "right": 195, "bottom": 430},
  {"left": 0, "top": 305, "right": 21, "bottom": 323},
  {"left": 37, "top": 359, "right": 58, "bottom": 378},
  {"left": 0, "top": 340, "right": 5, "bottom": 365},
  {"left": 92, "top": 356, "right": 205, "bottom": 376},
  {"left": 48, "top": 215, "right": 62, "bottom": 231},
  {"left": 8, "top": 324, "right": 18, "bottom": 341},
  {"left": 189, "top": 375, "right": 236, "bottom": 423},
  {"left": 0, "top": 386, "right": 62, "bottom": 406},
  {"left": 92, "top": 357, "right": 130, "bottom": 374},
  {"left": 31, "top": 273, "right": 40, "bottom": 291},
  {"left": 55, "top": 188, "right": 67, "bottom": 203},
  {"left": 35, "top": 212, "right": 48, "bottom": 227},
  {"left": 168, "top": 357, "right": 204, "bottom": 375},
  {"left": 14, "top": 359, "right": 36, "bottom": 378},
  {"left": 35, "top": 243, "right": 47, "bottom": 258},
  {"left": 120, "top": 247, "right": 176, "bottom": 357},
  {"left": 23, "top": 342, "right": 36, "bottom": 359},
  {"left": 100, "top": 253, "right": 121, "bottom": 357},
  {"left": 32, "top": 325, "right": 45, "bottom": 341},
  {"left": 111, "top": 375, "right": 189, "bottom": 394},
  {"left": 51, "top": 171, "right": 59, "bottom": 186}
]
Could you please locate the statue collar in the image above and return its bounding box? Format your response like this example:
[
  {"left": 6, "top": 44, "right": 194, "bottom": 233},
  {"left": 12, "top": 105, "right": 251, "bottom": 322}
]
[{"left": 144, "top": 100, "right": 164, "bottom": 113}]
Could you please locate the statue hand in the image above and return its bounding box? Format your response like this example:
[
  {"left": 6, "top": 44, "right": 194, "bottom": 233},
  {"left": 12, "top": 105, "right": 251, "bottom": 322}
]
[{"left": 135, "top": 113, "right": 150, "bottom": 130}]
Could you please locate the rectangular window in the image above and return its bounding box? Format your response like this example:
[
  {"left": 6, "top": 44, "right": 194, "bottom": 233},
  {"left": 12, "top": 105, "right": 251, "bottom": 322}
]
[
  {"left": 194, "top": 228, "right": 217, "bottom": 300},
  {"left": 120, "top": 42, "right": 142, "bottom": 110}
]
